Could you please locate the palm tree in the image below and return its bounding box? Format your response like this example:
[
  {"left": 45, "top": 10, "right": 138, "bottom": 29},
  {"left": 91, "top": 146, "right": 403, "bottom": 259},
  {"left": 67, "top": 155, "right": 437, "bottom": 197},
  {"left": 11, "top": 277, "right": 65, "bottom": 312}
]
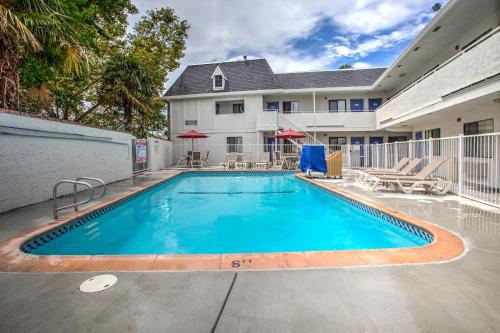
[
  {"left": 0, "top": 0, "right": 88, "bottom": 110},
  {"left": 77, "top": 55, "right": 155, "bottom": 132}
]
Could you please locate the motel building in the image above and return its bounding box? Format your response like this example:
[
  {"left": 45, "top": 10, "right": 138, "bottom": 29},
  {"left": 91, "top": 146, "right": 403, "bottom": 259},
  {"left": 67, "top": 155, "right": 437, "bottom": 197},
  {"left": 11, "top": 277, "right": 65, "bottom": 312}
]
[{"left": 164, "top": 0, "right": 500, "bottom": 170}]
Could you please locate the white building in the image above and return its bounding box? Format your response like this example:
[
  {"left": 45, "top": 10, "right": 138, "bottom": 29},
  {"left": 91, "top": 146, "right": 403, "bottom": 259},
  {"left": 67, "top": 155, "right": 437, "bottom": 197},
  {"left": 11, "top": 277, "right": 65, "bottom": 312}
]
[{"left": 164, "top": 0, "right": 500, "bottom": 161}]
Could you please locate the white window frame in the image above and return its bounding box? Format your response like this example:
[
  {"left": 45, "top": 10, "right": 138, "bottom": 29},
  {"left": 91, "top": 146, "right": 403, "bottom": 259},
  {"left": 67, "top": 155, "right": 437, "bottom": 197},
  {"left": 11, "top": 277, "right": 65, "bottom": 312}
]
[{"left": 211, "top": 65, "right": 227, "bottom": 91}]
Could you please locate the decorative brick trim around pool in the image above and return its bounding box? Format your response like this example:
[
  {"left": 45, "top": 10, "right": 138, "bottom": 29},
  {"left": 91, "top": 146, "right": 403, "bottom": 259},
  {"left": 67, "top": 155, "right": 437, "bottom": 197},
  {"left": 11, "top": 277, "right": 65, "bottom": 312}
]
[{"left": 0, "top": 171, "right": 464, "bottom": 272}]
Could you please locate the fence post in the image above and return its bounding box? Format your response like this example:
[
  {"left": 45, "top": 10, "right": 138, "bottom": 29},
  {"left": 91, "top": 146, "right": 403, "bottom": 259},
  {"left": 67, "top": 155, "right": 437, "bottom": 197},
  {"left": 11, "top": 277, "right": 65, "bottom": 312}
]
[
  {"left": 408, "top": 139, "right": 414, "bottom": 158},
  {"left": 429, "top": 137, "right": 433, "bottom": 161},
  {"left": 347, "top": 143, "right": 352, "bottom": 168},
  {"left": 458, "top": 134, "right": 464, "bottom": 196},
  {"left": 394, "top": 143, "right": 399, "bottom": 166},
  {"left": 384, "top": 142, "right": 388, "bottom": 169}
]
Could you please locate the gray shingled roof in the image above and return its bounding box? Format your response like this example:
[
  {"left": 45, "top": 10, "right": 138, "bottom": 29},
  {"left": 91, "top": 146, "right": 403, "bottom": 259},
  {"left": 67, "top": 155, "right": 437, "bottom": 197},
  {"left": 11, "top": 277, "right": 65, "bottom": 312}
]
[
  {"left": 165, "top": 59, "right": 279, "bottom": 96},
  {"left": 275, "top": 68, "right": 386, "bottom": 89},
  {"left": 165, "top": 59, "right": 386, "bottom": 96}
]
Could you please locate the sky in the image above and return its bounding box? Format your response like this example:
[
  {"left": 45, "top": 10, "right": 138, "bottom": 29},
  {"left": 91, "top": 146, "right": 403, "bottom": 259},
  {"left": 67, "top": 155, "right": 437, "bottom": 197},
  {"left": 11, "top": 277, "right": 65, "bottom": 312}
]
[{"left": 128, "top": 0, "right": 442, "bottom": 90}]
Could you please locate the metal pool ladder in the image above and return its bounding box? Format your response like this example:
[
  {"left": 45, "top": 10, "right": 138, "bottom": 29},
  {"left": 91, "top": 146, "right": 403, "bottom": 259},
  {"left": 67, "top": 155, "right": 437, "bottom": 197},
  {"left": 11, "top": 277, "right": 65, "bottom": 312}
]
[{"left": 53, "top": 177, "right": 107, "bottom": 219}]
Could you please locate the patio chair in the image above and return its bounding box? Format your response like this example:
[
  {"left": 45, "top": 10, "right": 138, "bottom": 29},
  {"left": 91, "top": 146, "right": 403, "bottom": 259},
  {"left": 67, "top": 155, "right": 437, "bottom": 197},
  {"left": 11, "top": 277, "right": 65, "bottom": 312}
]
[
  {"left": 355, "top": 157, "right": 410, "bottom": 182},
  {"left": 223, "top": 152, "right": 239, "bottom": 169},
  {"left": 201, "top": 151, "right": 210, "bottom": 167},
  {"left": 368, "top": 159, "right": 447, "bottom": 192},
  {"left": 361, "top": 158, "right": 422, "bottom": 185},
  {"left": 176, "top": 153, "right": 188, "bottom": 167},
  {"left": 273, "top": 151, "right": 287, "bottom": 169},
  {"left": 191, "top": 151, "right": 202, "bottom": 168}
]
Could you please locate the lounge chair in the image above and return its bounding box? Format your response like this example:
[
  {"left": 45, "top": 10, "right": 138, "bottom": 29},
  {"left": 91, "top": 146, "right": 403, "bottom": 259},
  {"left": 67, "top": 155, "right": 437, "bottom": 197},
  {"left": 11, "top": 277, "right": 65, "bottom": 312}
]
[
  {"left": 223, "top": 152, "right": 239, "bottom": 169},
  {"left": 176, "top": 153, "right": 188, "bottom": 167},
  {"left": 356, "top": 157, "right": 410, "bottom": 182},
  {"left": 361, "top": 158, "right": 422, "bottom": 185},
  {"left": 273, "top": 151, "right": 286, "bottom": 169},
  {"left": 368, "top": 159, "right": 447, "bottom": 192},
  {"left": 191, "top": 151, "right": 202, "bottom": 168},
  {"left": 201, "top": 151, "right": 210, "bottom": 167}
]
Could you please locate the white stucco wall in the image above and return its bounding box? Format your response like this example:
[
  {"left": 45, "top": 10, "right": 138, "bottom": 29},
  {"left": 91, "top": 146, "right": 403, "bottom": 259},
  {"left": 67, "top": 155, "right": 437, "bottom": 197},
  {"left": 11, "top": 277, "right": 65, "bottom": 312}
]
[
  {"left": 376, "top": 30, "right": 500, "bottom": 128},
  {"left": 147, "top": 138, "right": 173, "bottom": 170},
  {"left": 0, "top": 112, "right": 134, "bottom": 213}
]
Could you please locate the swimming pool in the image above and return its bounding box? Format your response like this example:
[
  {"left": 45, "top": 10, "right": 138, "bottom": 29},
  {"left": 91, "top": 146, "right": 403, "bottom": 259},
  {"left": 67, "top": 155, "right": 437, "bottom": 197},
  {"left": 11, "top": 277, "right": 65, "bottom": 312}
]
[{"left": 23, "top": 172, "right": 431, "bottom": 255}]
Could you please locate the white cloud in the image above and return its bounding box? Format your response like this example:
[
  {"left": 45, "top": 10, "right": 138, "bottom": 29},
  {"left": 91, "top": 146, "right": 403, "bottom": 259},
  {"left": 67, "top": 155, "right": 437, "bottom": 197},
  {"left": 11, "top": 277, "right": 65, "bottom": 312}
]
[
  {"left": 352, "top": 62, "right": 371, "bottom": 69},
  {"left": 129, "top": 0, "right": 436, "bottom": 89}
]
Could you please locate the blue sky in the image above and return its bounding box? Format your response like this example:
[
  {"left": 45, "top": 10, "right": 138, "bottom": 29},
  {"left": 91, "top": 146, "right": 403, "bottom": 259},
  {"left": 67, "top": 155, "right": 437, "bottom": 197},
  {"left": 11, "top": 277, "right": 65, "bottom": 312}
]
[{"left": 129, "top": 0, "right": 442, "bottom": 88}]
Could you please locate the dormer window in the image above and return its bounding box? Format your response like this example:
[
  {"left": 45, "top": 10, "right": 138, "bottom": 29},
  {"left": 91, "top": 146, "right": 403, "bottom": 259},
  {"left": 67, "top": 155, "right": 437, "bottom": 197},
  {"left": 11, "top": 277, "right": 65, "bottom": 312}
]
[
  {"left": 211, "top": 65, "right": 226, "bottom": 91},
  {"left": 214, "top": 75, "right": 223, "bottom": 88}
]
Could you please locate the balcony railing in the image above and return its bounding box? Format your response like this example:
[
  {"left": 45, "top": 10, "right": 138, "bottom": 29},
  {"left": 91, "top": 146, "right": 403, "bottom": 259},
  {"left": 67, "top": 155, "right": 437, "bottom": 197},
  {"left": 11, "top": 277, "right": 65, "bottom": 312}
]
[
  {"left": 376, "top": 27, "right": 500, "bottom": 127},
  {"left": 262, "top": 109, "right": 376, "bottom": 113}
]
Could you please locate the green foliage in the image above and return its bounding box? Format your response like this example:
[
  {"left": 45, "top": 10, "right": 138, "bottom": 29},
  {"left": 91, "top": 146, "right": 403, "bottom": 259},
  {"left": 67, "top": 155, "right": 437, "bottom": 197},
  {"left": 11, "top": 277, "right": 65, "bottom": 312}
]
[
  {"left": 9, "top": 0, "right": 189, "bottom": 137},
  {"left": 338, "top": 64, "right": 353, "bottom": 69}
]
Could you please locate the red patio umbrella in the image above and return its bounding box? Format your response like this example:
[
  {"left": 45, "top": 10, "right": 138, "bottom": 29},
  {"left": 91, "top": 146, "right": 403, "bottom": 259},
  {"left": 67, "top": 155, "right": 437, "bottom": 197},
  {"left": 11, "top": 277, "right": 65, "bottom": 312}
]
[
  {"left": 273, "top": 129, "right": 305, "bottom": 139},
  {"left": 177, "top": 130, "right": 209, "bottom": 153}
]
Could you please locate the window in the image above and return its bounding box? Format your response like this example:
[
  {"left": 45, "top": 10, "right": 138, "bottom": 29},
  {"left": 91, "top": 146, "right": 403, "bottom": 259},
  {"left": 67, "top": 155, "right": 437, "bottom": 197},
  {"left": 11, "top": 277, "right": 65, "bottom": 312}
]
[
  {"left": 464, "top": 119, "right": 494, "bottom": 158},
  {"left": 368, "top": 98, "right": 383, "bottom": 111},
  {"left": 328, "top": 99, "right": 346, "bottom": 112},
  {"left": 232, "top": 103, "right": 244, "bottom": 114},
  {"left": 464, "top": 119, "right": 494, "bottom": 135},
  {"left": 215, "top": 100, "right": 244, "bottom": 115},
  {"left": 424, "top": 128, "right": 440, "bottom": 139},
  {"left": 329, "top": 137, "right": 346, "bottom": 151},
  {"left": 266, "top": 102, "right": 279, "bottom": 111},
  {"left": 226, "top": 137, "right": 243, "bottom": 153},
  {"left": 350, "top": 99, "right": 364, "bottom": 112},
  {"left": 214, "top": 75, "right": 223, "bottom": 89},
  {"left": 283, "top": 101, "right": 299, "bottom": 113},
  {"left": 184, "top": 120, "right": 197, "bottom": 126},
  {"left": 425, "top": 128, "right": 441, "bottom": 156}
]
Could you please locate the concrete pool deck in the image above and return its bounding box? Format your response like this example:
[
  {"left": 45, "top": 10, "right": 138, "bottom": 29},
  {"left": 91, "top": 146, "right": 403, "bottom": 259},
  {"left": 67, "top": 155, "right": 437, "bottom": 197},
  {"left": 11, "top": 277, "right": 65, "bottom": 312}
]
[{"left": 0, "top": 170, "right": 499, "bottom": 332}]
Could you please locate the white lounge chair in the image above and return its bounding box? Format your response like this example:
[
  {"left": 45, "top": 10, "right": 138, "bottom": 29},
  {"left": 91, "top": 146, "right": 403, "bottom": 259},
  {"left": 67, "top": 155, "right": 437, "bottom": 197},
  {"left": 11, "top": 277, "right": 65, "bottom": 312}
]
[
  {"left": 356, "top": 157, "right": 410, "bottom": 182},
  {"left": 368, "top": 159, "right": 447, "bottom": 192},
  {"left": 201, "top": 151, "right": 210, "bottom": 167},
  {"left": 223, "top": 152, "right": 239, "bottom": 169},
  {"left": 361, "top": 158, "right": 422, "bottom": 185},
  {"left": 176, "top": 153, "right": 188, "bottom": 167}
]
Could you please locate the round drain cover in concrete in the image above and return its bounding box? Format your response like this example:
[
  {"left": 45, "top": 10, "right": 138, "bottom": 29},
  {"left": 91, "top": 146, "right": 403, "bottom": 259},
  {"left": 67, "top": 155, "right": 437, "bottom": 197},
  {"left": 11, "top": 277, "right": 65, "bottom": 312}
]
[{"left": 80, "top": 274, "right": 117, "bottom": 293}]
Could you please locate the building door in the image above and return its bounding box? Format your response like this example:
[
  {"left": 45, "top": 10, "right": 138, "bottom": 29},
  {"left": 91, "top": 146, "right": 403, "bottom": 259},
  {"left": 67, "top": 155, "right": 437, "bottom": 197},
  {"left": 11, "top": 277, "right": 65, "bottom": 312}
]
[
  {"left": 350, "top": 99, "right": 364, "bottom": 112},
  {"left": 351, "top": 137, "right": 365, "bottom": 167},
  {"left": 369, "top": 136, "right": 383, "bottom": 144},
  {"left": 368, "top": 98, "right": 383, "bottom": 111},
  {"left": 266, "top": 137, "right": 275, "bottom": 161}
]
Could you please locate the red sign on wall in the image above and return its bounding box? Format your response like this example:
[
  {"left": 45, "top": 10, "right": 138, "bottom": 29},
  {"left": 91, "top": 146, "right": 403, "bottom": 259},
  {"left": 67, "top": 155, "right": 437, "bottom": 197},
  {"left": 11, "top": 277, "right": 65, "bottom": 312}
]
[{"left": 135, "top": 139, "right": 147, "bottom": 164}]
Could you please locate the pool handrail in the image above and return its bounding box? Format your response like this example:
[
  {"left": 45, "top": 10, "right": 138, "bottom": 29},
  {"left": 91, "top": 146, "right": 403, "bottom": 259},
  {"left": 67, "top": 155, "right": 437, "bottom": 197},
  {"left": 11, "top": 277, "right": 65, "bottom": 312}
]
[{"left": 52, "top": 177, "right": 106, "bottom": 219}]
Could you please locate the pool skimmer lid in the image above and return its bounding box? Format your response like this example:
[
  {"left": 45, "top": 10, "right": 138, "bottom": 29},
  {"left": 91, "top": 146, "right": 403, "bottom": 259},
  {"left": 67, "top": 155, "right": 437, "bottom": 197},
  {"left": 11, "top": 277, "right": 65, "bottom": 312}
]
[{"left": 80, "top": 274, "right": 117, "bottom": 293}]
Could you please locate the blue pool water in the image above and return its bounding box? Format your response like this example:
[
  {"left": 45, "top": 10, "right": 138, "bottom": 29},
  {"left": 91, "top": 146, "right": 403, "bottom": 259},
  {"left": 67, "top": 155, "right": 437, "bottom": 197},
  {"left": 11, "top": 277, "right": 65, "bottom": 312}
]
[{"left": 28, "top": 173, "right": 428, "bottom": 255}]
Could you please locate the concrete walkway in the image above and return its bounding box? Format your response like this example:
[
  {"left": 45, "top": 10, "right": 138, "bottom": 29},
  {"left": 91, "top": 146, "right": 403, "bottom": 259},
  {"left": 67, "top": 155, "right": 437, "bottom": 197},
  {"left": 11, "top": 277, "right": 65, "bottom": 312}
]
[{"left": 1, "top": 171, "right": 500, "bottom": 332}]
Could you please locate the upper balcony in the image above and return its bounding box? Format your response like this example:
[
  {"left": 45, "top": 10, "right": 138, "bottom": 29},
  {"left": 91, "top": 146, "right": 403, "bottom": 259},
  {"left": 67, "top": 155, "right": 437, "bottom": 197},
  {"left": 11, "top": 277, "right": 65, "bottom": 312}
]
[
  {"left": 376, "top": 28, "right": 500, "bottom": 129},
  {"left": 257, "top": 109, "right": 377, "bottom": 132}
]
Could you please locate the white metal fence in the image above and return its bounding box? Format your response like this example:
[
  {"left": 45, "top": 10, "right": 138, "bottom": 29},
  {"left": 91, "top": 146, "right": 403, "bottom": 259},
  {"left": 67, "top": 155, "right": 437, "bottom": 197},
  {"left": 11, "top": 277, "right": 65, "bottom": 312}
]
[
  {"left": 338, "top": 133, "right": 500, "bottom": 208},
  {"left": 173, "top": 133, "right": 500, "bottom": 208}
]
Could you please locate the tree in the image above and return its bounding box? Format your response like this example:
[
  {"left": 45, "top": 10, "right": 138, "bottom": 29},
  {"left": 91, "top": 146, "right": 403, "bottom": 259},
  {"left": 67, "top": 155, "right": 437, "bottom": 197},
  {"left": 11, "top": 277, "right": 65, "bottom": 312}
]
[
  {"left": 78, "top": 55, "right": 155, "bottom": 134},
  {"left": 129, "top": 8, "right": 189, "bottom": 93},
  {"left": 0, "top": 0, "right": 94, "bottom": 110},
  {"left": 338, "top": 64, "right": 353, "bottom": 69}
]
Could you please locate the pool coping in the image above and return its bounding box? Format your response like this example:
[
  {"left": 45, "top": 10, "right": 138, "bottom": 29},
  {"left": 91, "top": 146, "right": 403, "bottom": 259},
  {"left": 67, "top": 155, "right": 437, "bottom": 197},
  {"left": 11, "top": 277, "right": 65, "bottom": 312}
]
[{"left": 0, "top": 170, "right": 464, "bottom": 272}]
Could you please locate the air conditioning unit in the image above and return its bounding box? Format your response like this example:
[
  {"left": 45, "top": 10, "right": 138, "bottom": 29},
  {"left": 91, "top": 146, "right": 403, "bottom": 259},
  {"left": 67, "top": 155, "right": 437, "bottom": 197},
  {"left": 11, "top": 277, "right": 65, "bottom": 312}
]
[{"left": 463, "top": 157, "right": 499, "bottom": 190}]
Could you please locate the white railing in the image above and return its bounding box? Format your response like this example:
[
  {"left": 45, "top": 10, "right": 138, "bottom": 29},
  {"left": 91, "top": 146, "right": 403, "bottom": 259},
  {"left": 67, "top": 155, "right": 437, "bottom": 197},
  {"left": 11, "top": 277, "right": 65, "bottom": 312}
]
[
  {"left": 340, "top": 133, "right": 500, "bottom": 208},
  {"left": 376, "top": 27, "right": 500, "bottom": 127},
  {"left": 173, "top": 143, "right": 302, "bottom": 166},
  {"left": 276, "top": 113, "right": 332, "bottom": 153},
  {"left": 262, "top": 109, "right": 375, "bottom": 113}
]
